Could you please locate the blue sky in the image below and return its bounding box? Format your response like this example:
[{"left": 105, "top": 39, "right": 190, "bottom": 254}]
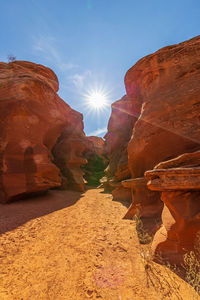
[{"left": 1, "top": 0, "right": 200, "bottom": 137}]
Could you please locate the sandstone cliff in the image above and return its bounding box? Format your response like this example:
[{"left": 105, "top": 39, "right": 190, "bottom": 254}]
[
  {"left": 126, "top": 36, "right": 200, "bottom": 179},
  {"left": 0, "top": 61, "right": 87, "bottom": 202},
  {"left": 101, "top": 95, "right": 137, "bottom": 201},
  {"left": 104, "top": 36, "right": 200, "bottom": 263},
  {"left": 124, "top": 36, "right": 200, "bottom": 224}
]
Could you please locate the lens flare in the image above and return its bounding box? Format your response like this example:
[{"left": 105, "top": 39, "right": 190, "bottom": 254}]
[
  {"left": 87, "top": 91, "right": 107, "bottom": 109},
  {"left": 84, "top": 88, "right": 110, "bottom": 113}
]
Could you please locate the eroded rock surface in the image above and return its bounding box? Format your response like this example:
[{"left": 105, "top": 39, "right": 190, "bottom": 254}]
[
  {"left": 0, "top": 61, "right": 86, "bottom": 202},
  {"left": 104, "top": 36, "right": 200, "bottom": 258},
  {"left": 122, "top": 177, "right": 161, "bottom": 235},
  {"left": 52, "top": 116, "right": 87, "bottom": 192},
  {"left": 126, "top": 36, "right": 200, "bottom": 178},
  {"left": 123, "top": 36, "right": 200, "bottom": 222},
  {"left": 145, "top": 151, "right": 200, "bottom": 265},
  {"left": 104, "top": 95, "right": 139, "bottom": 180},
  {"left": 102, "top": 95, "right": 138, "bottom": 201}
]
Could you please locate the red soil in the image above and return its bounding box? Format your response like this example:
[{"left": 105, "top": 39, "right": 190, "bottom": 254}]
[{"left": 0, "top": 189, "right": 197, "bottom": 299}]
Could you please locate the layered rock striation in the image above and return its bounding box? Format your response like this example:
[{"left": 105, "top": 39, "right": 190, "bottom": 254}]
[
  {"left": 124, "top": 35, "right": 200, "bottom": 222},
  {"left": 102, "top": 95, "right": 139, "bottom": 201},
  {"left": 0, "top": 61, "right": 87, "bottom": 202},
  {"left": 146, "top": 151, "right": 200, "bottom": 265},
  {"left": 104, "top": 36, "right": 200, "bottom": 259},
  {"left": 126, "top": 36, "right": 200, "bottom": 179}
]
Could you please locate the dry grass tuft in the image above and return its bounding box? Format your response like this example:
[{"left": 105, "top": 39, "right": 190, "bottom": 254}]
[
  {"left": 132, "top": 214, "right": 153, "bottom": 244},
  {"left": 182, "top": 232, "right": 200, "bottom": 295},
  {"left": 133, "top": 214, "right": 200, "bottom": 299}
]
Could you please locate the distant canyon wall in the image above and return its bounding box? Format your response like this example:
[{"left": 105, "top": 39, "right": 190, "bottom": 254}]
[
  {"left": 103, "top": 35, "right": 200, "bottom": 264},
  {"left": 82, "top": 136, "right": 107, "bottom": 186}
]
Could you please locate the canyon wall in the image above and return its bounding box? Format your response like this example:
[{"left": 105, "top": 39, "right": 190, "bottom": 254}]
[
  {"left": 101, "top": 95, "right": 138, "bottom": 201},
  {"left": 124, "top": 36, "right": 200, "bottom": 226},
  {"left": 0, "top": 61, "right": 87, "bottom": 202},
  {"left": 104, "top": 35, "right": 200, "bottom": 263}
]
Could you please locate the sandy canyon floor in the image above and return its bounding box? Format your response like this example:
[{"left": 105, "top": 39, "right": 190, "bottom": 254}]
[{"left": 0, "top": 189, "right": 198, "bottom": 300}]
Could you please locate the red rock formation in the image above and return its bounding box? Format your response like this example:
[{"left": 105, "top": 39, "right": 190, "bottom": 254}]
[
  {"left": 52, "top": 114, "right": 88, "bottom": 192},
  {"left": 145, "top": 151, "right": 200, "bottom": 265},
  {"left": 126, "top": 36, "right": 200, "bottom": 178},
  {"left": 122, "top": 177, "right": 161, "bottom": 236},
  {"left": 104, "top": 95, "right": 140, "bottom": 179},
  {"left": 0, "top": 61, "right": 87, "bottom": 202},
  {"left": 120, "top": 36, "right": 200, "bottom": 221},
  {"left": 103, "top": 95, "right": 139, "bottom": 201}
]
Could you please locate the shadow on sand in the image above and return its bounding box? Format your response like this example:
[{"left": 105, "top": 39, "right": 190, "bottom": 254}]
[
  {"left": 0, "top": 190, "right": 83, "bottom": 235},
  {"left": 98, "top": 187, "right": 131, "bottom": 209},
  {"left": 112, "top": 198, "right": 131, "bottom": 209}
]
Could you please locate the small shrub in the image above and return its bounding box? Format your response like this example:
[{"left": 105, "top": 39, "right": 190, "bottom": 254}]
[
  {"left": 136, "top": 219, "right": 200, "bottom": 299},
  {"left": 140, "top": 247, "right": 185, "bottom": 299},
  {"left": 183, "top": 251, "right": 200, "bottom": 294},
  {"left": 7, "top": 54, "right": 16, "bottom": 62}
]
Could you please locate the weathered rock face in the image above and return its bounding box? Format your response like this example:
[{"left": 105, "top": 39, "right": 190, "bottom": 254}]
[
  {"left": 145, "top": 151, "right": 200, "bottom": 265},
  {"left": 82, "top": 136, "right": 106, "bottom": 186},
  {"left": 119, "top": 36, "right": 200, "bottom": 221},
  {"left": 103, "top": 36, "right": 200, "bottom": 256},
  {"left": 0, "top": 61, "right": 87, "bottom": 202},
  {"left": 52, "top": 114, "right": 88, "bottom": 192},
  {"left": 102, "top": 95, "right": 139, "bottom": 201},
  {"left": 104, "top": 95, "right": 140, "bottom": 179},
  {"left": 122, "top": 178, "right": 162, "bottom": 233},
  {"left": 126, "top": 36, "right": 200, "bottom": 178}
]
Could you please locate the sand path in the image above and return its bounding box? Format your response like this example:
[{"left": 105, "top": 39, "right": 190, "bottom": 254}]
[{"left": 0, "top": 189, "right": 197, "bottom": 299}]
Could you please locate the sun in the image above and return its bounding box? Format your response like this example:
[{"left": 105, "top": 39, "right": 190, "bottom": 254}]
[
  {"left": 84, "top": 88, "right": 109, "bottom": 112},
  {"left": 87, "top": 91, "right": 108, "bottom": 109}
]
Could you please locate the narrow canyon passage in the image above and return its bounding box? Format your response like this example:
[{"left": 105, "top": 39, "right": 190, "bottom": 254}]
[{"left": 0, "top": 189, "right": 196, "bottom": 300}]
